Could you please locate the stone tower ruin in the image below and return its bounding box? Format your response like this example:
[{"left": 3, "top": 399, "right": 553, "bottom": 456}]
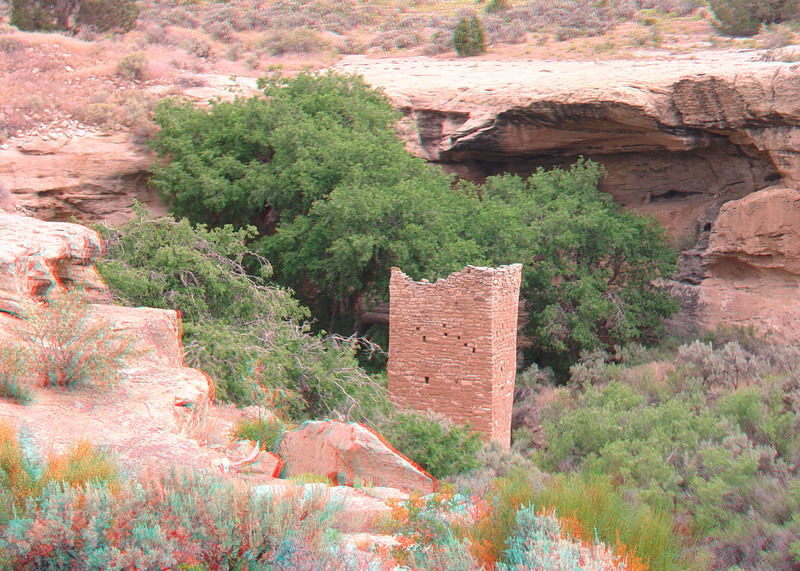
[{"left": 387, "top": 264, "right": 523, "bottom": 449}]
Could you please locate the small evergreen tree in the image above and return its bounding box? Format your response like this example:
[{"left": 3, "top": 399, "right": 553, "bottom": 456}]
[
  {"left": 453, "top": 14, "right": 487, "bottom": 56},
  {"left": 709, "top": 0, "right": 798, "bottom": 36},
  {"left": 77, "top": 0, "right": 139, "bottom": 32},
  {"left": 10, "top": 0, "right": 62, "bottom": 31},
  {"left": 486, "top": 0, "right": 512, "bottom": 14}
]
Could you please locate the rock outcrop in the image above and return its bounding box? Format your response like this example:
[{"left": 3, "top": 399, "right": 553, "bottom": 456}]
[
  {"left": 0, "top": 213, "right": 106, "bottom": 315},
  {"left": 0, "top": 213, "right": 213, "bottom": 470},
  {"left": 277, "top": 420, "right": 437, "bottom": 494},
  {"left": 1, "top": 133, "right": 165, "bottom": 223},
  {"left": 0, "top": 214, "right": 437, "bottom": 498},
  {"left": 334, "top": 52, "right": 800, "bottom": 340}
]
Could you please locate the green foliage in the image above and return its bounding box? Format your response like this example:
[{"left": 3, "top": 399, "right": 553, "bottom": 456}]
[
  {"left": 231, "top": 417, "right": 286, "bottom": 451},
  {"left": 149, "top": 71, "right": 480, "bottom": 329},
  {"left": 0, "top": 344, "right": 32, "bottom": 405},
  {"left": 0, "top": 423, "right": 119, "bottom": 527},
  {"left": 378, "top": 492, "right": 485, "bottom": 570},
  {"left": 461, "top": 161, "right": 677, "bottom": 370},
  {"left": 14, "top": 294, "right": 141, "bottom": 389},
  {"left": 0, "top": 469, "right": 348, "bottom": 569},
  {"left": 379, "top": 412, "right": 483, "bottom": 478},
  {"left": 10, "top": 0, "right": 63, "bottom": 31},
  {"left": 94, "top": 208, "right": 389, "bottom": 418},
  {"left": 453, "top": 14, "right": 487, "bottom": 56},
  {"left": 527, "top": 474, "right": 682, "bottom": 571},
  {"left": 709, "top": 0, "right": 798, "bottom": 36},
  {"left": 0, "top": 422, "right": 38, "bottom": 515},
  {"left": 467, "top": 470, "right": 539, "bottom": 566},
  {"left": 149, "top": 72, "right": 677, "bottom": 371},
  {"left": 40, "top": 439, "right": 119, "bottom": 491},
  {"left": 77, "top": 0, "right": 140, "bottom": 32},
  {"left": 676, "top": 340, "right": 769, "bottom": 390},
  {"left": 529, "top": 340, "right": 800, "bottom": 569},
  {"left": 10, "top": 0, "right": 139, "bottom": 33}
]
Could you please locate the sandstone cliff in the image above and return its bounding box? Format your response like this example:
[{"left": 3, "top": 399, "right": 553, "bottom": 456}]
[{"left": 335, "top": 52, "right": 800, "bottom": 341}]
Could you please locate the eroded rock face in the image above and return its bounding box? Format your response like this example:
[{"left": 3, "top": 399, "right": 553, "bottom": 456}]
[
  {"left": 334, "top": 53, "right": 800, "bottom": 340},
  {"left": 0, "top": 213, "right": 106, "bottom": 315},
  {"left": 696, "top": 186, "right": 800, "bottom": 337},
  {"left": 0, "top": 213, "right": 213, "bottom": 471},
  {"left": 1, "top": 133, "right": 166, "bottom": 223}
]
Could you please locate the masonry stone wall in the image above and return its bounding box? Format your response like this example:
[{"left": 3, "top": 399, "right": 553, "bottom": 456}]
[{"left": 387, "top": 264, "right": 523, "bottom": 449}]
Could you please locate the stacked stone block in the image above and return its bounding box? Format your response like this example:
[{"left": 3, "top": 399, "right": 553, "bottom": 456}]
[{"left": 387, "top": 264, "right": 522, "bottom": 449}]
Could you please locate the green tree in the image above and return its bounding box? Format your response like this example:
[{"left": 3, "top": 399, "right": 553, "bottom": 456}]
[
  {"left": 149, "top": 72, "right": 677, "bottom": 373},
  {"left": 149, "top": 71, "right": 480, "bottom": 331},
  {"left": 708, "top": 0, "right": 798, "bottom": 36},
  {"left": 453, "top": 14, "right": 487, "bottom": 56},
  {"left": 460, "top": 160, "right": 678, "bottom": 370},
  {"left": 11, "top": 0, "right": 138, "bottom": 32}
]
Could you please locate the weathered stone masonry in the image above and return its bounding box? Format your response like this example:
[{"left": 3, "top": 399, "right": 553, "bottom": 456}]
[{"left": 387, "top": 264, "right": 523, "bottom": 449}]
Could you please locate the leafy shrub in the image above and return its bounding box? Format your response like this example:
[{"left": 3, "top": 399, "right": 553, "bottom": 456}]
[
  {"left": 231, "top": 416, "right": 287, "bottom": 451},
  {"left": 94, "top": 208, "right": 388, "bottom": 417},
  {"left": 183, "top": 36, "right": 212, "bottom": 58},
  {"left": 116, "top": 51, "right": 148, "bottom": 81},
  {"left": 263, "top": 27, "right": 331, "bottom": 55},
  {"left": 40, "top": 439, "right": 119, "bottom": 491},
  {"left": 528, "top": 341, "right": 800, "bottom": 570},
  {"left": 500, "top": 506, "right": 631, "bottom": 571},
  {"left": 709, "top": 0, "right": 797, "bottom": 36},
  {"left": 0, "top": 423, "right": 119, "bottom": 521},
  {"left": 467, "top": 470, "right": 540, "bottom": 567},
  {"left": 0, "top": 343, "right": 32, "bottom": 405},
  {"left": 0, "top": 470, "right": 348, "bottom": 569},
  {"left": 676, "top": 340, "right": 766, "bottom": 389},
  {"left": 529, "top": 475, "right": 682, "bottom": 571},
  {"left": 77, "top": 0, "right": 139, "bottom": 32},
  {"left": 10, "top": 0, "right": 64, "bottom": 32},
  {"left": 11, "top": 0, "right": 138, "bottom": 32},
  {"left": 0, "top": 421, "right": 38, "bottom": 512},
  {"left": 453, "top": 14, "right": 487, "bottom": 56},
  {"left": 14, "top": 295, "right": 141, "bottom": 389},
  {"left": 379, "top": 411, "right": 483, "bottom": 479},
  {"left": 380, "top": 492, "right": 478, "bottom": 566}
]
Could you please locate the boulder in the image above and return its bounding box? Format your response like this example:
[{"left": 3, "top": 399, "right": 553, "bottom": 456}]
[{"left": 277, "top": 420, "right": 437, "bottom": 495}]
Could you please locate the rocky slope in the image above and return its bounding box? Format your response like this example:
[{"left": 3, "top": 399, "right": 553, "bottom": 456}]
[
  {"left": 0, "top": 213, "right": 434, "bottom": 497},
  {"left": 334, "top": 51, "right": 800, "bottom": 340}
]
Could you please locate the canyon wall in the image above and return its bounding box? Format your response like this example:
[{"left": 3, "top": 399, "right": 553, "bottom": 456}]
[{"left": 336, "top": 53, "right": 800, "bottom": 341}]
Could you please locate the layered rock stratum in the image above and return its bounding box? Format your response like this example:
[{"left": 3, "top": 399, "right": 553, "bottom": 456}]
[{"left": 334, "top": 51, "right": 800, "bottom": 340}]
